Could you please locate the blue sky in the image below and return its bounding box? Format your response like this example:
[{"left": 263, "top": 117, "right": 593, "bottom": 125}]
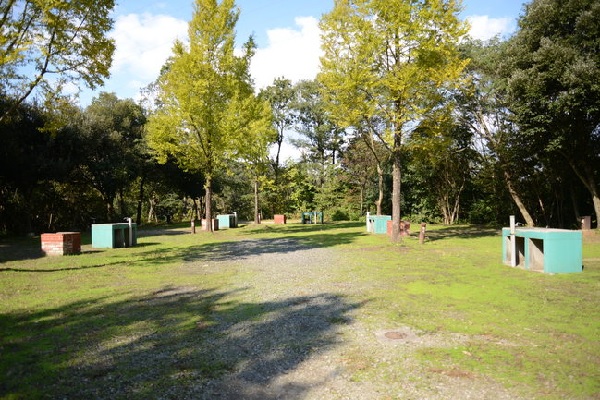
[{"left": 78, "top": 0, "right": 527, "bottom": 106}]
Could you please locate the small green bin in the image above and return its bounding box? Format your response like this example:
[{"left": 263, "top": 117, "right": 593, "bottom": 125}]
[
  {"left": 369, "top": 215, "right": 391, "bottom": 234},
  {"left": 92, "top": 223, "right": 137, "bottom": 248},
  {"left": 216, "top": 214, "right": 237, "bottom": 229}
]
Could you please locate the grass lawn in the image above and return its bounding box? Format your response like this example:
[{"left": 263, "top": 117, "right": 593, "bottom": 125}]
[{"left": 1, "top": 222, "right": 598, "bottom": 399}]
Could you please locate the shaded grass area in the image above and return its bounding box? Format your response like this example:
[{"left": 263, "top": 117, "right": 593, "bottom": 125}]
[
  {"left": 0, "top": 223, "right": 363, "bottom": 399},
  {"left": 1, "top": 222, "right": 599, "bottom": 399},
  {"left": 1, "top": 287, "right": 357, "bottom": 399}
]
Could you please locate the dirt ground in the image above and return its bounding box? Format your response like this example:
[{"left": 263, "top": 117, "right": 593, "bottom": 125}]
[{"left": 185, "top": 237, "right": 526, "bottom": 400}]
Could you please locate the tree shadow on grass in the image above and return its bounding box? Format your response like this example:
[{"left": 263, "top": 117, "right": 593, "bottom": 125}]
[
  {"left": 242, "top": 221, "right": 364, "bottom": 236},
  {"left": 138, "top": 226, "right": 191, "bottom": 238},
  {"left": 0, "top": 258, "right": 132, "bottom": 273},
  {"left": 135, "top": 232, "right": 361, "bottom": 267},
  {"left": 0, "top": 237, "right": 45, "bottom": 263},
  {"left": 0, "top": 287, "right": 363, "bottom": 399},
  {"left": 424, "top": 225, "right": 500, "bottom": 242}
]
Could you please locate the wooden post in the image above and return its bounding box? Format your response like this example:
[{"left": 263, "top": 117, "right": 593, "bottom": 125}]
[
  {"left": 419, "top": 223, "right": 426, "bottom": 244},
  {"left": 581, "top": 216, "right": 591, "bottom": 230},
  {"left": 191, "top": 219, "right": 196, "bottom": 234},
  {"left": 127, "top": 217, "right": 133, "bottom": 247},
  {"left": 509, "top": 215, "right": 516, "bottom": 267}
]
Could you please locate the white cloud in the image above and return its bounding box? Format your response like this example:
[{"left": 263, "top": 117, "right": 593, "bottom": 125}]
[
  {"left": 466, "top": 15, "right": 515, "bottom": 41},
  {"left": 248, "top": 14, "right": 515, "bottom": 91},
  {"left": 250, "top": 17, "right": 323, "bottom": 90},
  {"left": 106, "top": 14, "right": 323, "bottom": 101},
  {"left": 109, "top": 13, "right": 188, "bottom": 83},
  {"left": 269, "top": 140, "right": 300, "bottom": 163}
]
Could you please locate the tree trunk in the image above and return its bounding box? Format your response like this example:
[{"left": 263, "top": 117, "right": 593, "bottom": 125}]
[
  {"left": 274, "top": 133, "right": 283, "bottom": 184},
  {"left": 569, "top": 160, "right": 600, "bottom": 229},
  {"left": 593, "top": 196, "right": 600, "bottom": 230},
  {"left": 254, "top": 178, "right": 261, "bottom": 224},
  {"left": 205, "top": 175, "right": 213, "bottom": 232},
  {"left": 148, "top": 197, "right": 157, "bottom": 223},
  {"left": 440, "top": 196, "right": 451, "bottom": 225},
  {"left": 196, "top": 198, "right": 202, "bottom": 220},
  {"left": 118, "top": 189, "right": 126, "bottom": 218},
  {"left": 359, "top": 185, "right": 365, "bottom": 216},
  {"left": 569, "top": 184, "right": 581, "bottom": 222},
  {"left": 136, "top": 175, "right": 145, "bottom": 225},
  {"left": 437, "top": 178, "right": 464, "bottom": 225},
  {"left": 452, "top": 194, "right": 461, "bottom": 224},
  {"left": 190, "top": 197, "right": 198, "bottom": 222},
  {"left": 376, "top": 163, "right": 384, "bottom": 216},
  {"left": 364, "top": 129, "right": 385, "bottom": 216},
  {"left": 503, "top": 169, "right": 535, "bottom": 226},
  {"left": 391, "top": 149, "right": 402, "bottom": 242},
  {"left": 106, "top": 198, "right": 115, "bottom": 222}
]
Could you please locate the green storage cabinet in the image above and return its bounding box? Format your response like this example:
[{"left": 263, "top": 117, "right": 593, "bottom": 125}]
[
  {"left": 92, "top": 223, "right": 137, "bottom": 248},
  {"left": 368, "top": 215, "right": 391, "bottom": 234},
  {"left": 502, "top": 227, "right": 582, "bottom": 273},
  {"left": 216, "top": 214, "right": 237, "bottom": 229}
]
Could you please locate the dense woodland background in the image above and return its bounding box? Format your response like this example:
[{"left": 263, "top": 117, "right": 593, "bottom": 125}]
[{"left": 0, "top": 0, "right": 598, "bottom": 235}]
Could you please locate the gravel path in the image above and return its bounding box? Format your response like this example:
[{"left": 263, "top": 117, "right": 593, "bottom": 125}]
[{"left": 187, "top": 237, "right": 524, "bottom": 400}]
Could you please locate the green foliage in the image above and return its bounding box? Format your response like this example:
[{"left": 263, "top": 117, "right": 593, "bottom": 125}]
[
  {"left": 319, "top": 0, "right": 469, "bottom": 135},
  {"left": 146, "top": 0, "right": 273, "bottom": 225},
  {"left": 292, "top": 79, "right": 346, "bottom": 167},
  {"left": 212, "top": 161, "right": 255, "bottom": 220},
  {"left": 406, "top": 110, "right": 476, "bottom": 224},
  {"left": 505, "top": 0, "right": 600, "bottom": 224},
  {"left": 0, "top": 99, "right": 107, "bottom": 233},
  {"left": 259, "top": 77, "right": 296, "bottom": 169},
  {"left": 457, "top": 38, "right": 539, "bottom": 226},
  {"left": 0, "top": 0, "right": 115, "bottom": 121},
  {"left": 79, "top": 92, "right": 147, "bottom": 221},
  {"left": 319, "top": 0, "right": 469, "bottom": 239},
  {"left": 339, "top": 134, "right": 391, "bottom": 215},
  {"left": 257, "top": 78, "right": 296, "bottom": 218}
]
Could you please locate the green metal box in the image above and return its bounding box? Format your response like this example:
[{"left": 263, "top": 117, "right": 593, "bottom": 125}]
[
  {"left": 502, "top": 227, "right": 582, "bottom": 273},
  {"left": 216, "top": 214, "right": 238, "bottom": 229},
  {"left": 368, "top": 215, "right": 392, "bottom": 234},
  {"left": 92, "top": 223, "right": 137, "bottom": 248}
]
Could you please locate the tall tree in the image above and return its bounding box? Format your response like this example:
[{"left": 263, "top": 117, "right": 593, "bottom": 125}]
[
  {"left": 146, "top": 0, "right": 272, "bottom": 232},
  {"left": 319, "top": 0, "right": 468, "bottom": 240},
  {"left": 340, "top": 134, "right": 389, "bottom": 215},
  {"left": 359, "top": 117, "right": 390, "bottom": 215},
  {"left": 79, "top": 92, "right": 146, "bottom": 221},
  {"left": 458, "top": 39, "right": 536, "bottom": 226},
  {"left": 259, "top": 77, "right": 295, "bottom": 182},
  {"left": 505, "top": 0, "right": 600, "bottom": 227},
  {"left": 259, "top": 77, "right": 295, "bottom": 218},
  {"left": 0, "top": 99, "right": 47, "bottom": 233},
  {"left": 0, "top": 0, "right": 115, "bottom": 121},
  {"left": 235, "top": 99, "right": 276, "bottom": 225},
  {"left": 408, "top": 109, "right": 475, "bottom": 224},
  {"left": 292, "top": 79, "right": 345, "bottom": 186}
]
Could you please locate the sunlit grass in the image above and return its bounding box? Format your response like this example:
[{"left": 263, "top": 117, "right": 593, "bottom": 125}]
[{"left": 0, "top": 222, "right": 598, "bottom": 399}]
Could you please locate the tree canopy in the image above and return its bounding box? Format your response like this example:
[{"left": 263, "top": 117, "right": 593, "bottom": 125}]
[
  {"left": 1, "top": 0, "right": 598, "bottom": 236},
  {"left": 319, "top": 0, "right": 468, "bottom": 240},
  {"left": 146, "top": 0, "right": 273, "bottom": 231},
  {"left": 0, "top": 0, "right": 115, "bottom": 121},
  {"left": 505, "top": 0, "right": 600, "bottom": 224}
]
